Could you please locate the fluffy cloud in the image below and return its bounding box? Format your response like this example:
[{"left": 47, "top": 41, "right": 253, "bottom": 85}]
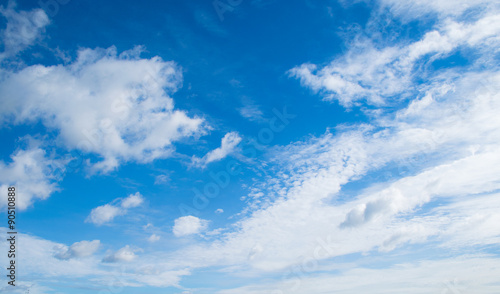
[
  {"left": 289, "top": 4, "right": 500, "bottom": 106},
  {"left": 54, "top": 240, "right": 100, "bottom": 260},
  {"left": 0, "top": 2, "right": 50, "bottom": 59},
  {"left": 192, "top": 132, "right": 242, "bottom": 168},
  {"left": 172, "top": 216, "right": 209, "bottom": 237},
  {"left": 0, "top": 46, "right": 206, "bottom": 172},
  {"left": 102, "top": 245, "right": 137, "bottom": 263},
  {"left": 86, "top": 192, "right": 144, "bottom": 225},
  {"left": 0, "top": 143, "right": 64, "bottom": 210}
]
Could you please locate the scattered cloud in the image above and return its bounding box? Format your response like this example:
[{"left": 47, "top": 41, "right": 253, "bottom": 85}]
[{"left": 215, "top": 208, "right": 224, "bottom": 214}]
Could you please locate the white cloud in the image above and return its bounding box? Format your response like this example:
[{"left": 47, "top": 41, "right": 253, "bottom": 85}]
[
  {"left": 173, "top": 216, "right": 209, "bottom": 237},
  {"left": 149, "top": 5, "right": 500, "bottom": 280},
  {"left": 86, "top": 204, "right": 123, "bottom": 226},
  {"left": 215, "top": 208, "right": 224, "bottom": 214},
  {"left": 0, "top": 228, "right": 189, "bottom": 288},
  {"left": 0, "top": 143, "right": 64, "bottom": 210},
  {"left": 86, "top": 192, "right": 144, "bottom": 225},
  {"left": 379, "top": 0, "right": 500, "bottom": 19},
  {"left": 148, "top": 234, "right": 161, "bottom": 243},
  {"left": 192, "top": 132, "right": 242, "bottom": 168},
  {"left": 0, "top": 2, "right": 50, "bottom": 59},
  {"left": 120, "top": 192, "right": 144, "bottom": 209},
  {"left": 289, "top": 5, "right": 500, "bottom": 107},
  {"left": 54, "top": 240, "right": 100, "bottom": 260},
  {"left": 154, "top": 174, "right": 170, "bottom": 185},
  {"left": 102, "top": 245, "right": 137, "bottom": 263},
  {"left": 0, "top": 46, "right": 206, "bottom": 173},
  {"left": 216, "top": 255, "right": 500, "bottom": 293}
]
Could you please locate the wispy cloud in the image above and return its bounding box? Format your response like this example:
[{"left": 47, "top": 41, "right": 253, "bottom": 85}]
[
  {"left": 0, "top": 2, "right": 50, "bottom": 60},
  {"left": 192, "top": 132, "right": 242, "bottom": 168}
]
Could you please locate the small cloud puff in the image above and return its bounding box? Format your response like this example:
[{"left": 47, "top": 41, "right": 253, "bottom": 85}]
[
  {"left": 86, "top": 192, "right": 144, "bottom": 225},
  {"left": 172, "top": 216, "right": 209, "bottom": 237}
]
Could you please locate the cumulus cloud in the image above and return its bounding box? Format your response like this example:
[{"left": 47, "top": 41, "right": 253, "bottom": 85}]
[
  {"left": 0, "top": 46, "right": 206, "bottom": 173},
  {"left": 192, "top": 132, "right": 242, "bottom": 168},
  {"left": 172, "top": 216, "right": 209, "bottom": 237},
  {"left": 0, "top": 2, "right": 50, "bottom": 59},
  {"left": 0, "top": 143, "right": 64, "bottom": 210},
  {"left": 86, "top": 192, "right": 144, "bottom": 225},
  {"left": 54, "top": 240, "right": 100, "bottom": 260},
  {"left": 102, "top": 245, "right": 137, "bottom": 263}
]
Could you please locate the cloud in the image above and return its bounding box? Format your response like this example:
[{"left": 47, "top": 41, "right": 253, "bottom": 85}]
[
  {"left": 102, "top": 245, "right": 137, "bottom": 263},
  {"left": 0, "top": 2, "right": 50, "bottom": 59},
  {"left": 148, "top": 234, "right": 161, "bottom": 243},
  {"left": 0, "top": 46, "right": 206, "bottom": 173},
  {"left": 173, "top": 216, "right": 209, "bottom": 237},
  {"left": 0, "top": 227, "right": 190, "bottom": 288},
  {"left": 154, "top": 174, "right": 170, "bottom": 185},
  {"left": 379, "top": 0, "right": 500, "bottom": 19},
  {"left": 192, "top": 132, "right": 242, "bottom": 168},
  {"left": 149, "top": 3, "right": 500, "bottom": 279},
  {"left": 215, "top": 208, "right": 224, "bottom": 214},
  {"left": 86, "top": 204, "right": 123, "bottom": 226},
  {"left": 0, "top": 142, "right": 65, "bottom": 210},
  {"left": 120, "top": 192, "right": 144, "bottom": 209},
  {"left": 86, "top": 192, "right": 144, "bottom": 225},
  {"left": 238, "top": 104, "right": 265, "bottom": 122},
  {"left": 54, "top": 240, "right": 100, "bottom": 260},
  {"left": 216, "top": 255, "right": 500, "bottom": 293},
  {"left": 289, "top": 4, "right": 500, "bottom": 106}
]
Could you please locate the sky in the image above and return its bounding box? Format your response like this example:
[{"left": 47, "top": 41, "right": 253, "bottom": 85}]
[{"left": 0, "top": 0, "right": 499, "bottom": 293}]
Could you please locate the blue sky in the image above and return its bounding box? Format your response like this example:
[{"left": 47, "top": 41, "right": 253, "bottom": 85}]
[{"left": 1, "top": 0, "right": 500, "bottom": 293}]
